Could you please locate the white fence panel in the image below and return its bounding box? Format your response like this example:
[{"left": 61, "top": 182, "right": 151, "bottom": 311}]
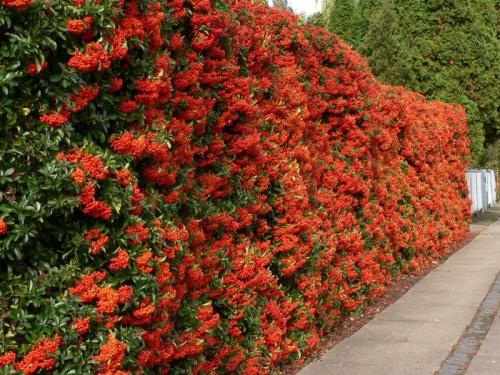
[
  {"left": 466, "top": 169, "right": 496, "bottom": 214},
  {"left": 487, "top": 170, "right": 496, "bottom": 206}
]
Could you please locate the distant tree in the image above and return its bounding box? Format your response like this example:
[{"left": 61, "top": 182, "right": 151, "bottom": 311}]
[
  {"left": 307, "top": 12, "right": 327, "bottom": 28},
  {"left": 327, "top": 0, "right": 356, "bottom": 45},
  {"left": 272, "top": 0, "right": 292, "bottom": 11},
  {"left": 351, "top": 0, "right": 381, "bottom": 48},
  {"left": 431, "top": 0, "right": 498, "bottom": 162},
  {"left": 360, "top": 0, "right": 411, "bottom": 85},
  {"left": 362, "top": 0, "right": 499, "bottom": 164}
]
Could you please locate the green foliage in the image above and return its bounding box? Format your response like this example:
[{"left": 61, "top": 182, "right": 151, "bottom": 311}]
[
  {"left": 351, "top": 0, "right": 380, "bottom": 47},
  {"left": 326, "top": 0, "right": 355, "bottom": 44},
  {"left": 272, "top": 0, "right": 292, "bottom": 11},
  {"left": 359, "top": 0, "right": 411, "bottom": 85},
  {"left": 306, "top": 12, "right": 326, "bottom": 28}
]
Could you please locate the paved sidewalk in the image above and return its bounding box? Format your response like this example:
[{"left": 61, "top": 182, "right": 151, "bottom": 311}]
[
  {"left": 466, "top": 310, "right": 500, "bottom": 374},
  {"left": 299, "top": 220, "right": 500, "bottom": 375}
]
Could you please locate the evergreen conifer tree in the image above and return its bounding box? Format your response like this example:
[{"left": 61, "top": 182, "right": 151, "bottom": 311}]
[
  {"left": 307, "top": 12, "right": 327, "bottom": 28},
  {"left": 362, "top": 0, "right": 499, "bottom": 164},
  {"left": 272, "top": 0, "right": 292, "bottom": 11},
  {"left": 327, "top": 0, "right": 356, "bottom": 45},
  {"left": 351, "top": 0, "right": 380, "bottom": 48},
  {"left": 360, "top": 0, "right": 412, "bottom": 85}
]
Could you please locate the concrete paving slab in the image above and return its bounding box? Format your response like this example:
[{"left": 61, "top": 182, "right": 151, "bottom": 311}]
[
  {"left": 299, "top": 220, "right": 500, "bottom": 375},
  {"left": 301, "top": 340, "right": 435, "bottom": 375},
  {"left": 438, "top": 273, "right": 500, "bottom": 374},
  {"left": 478, "top": 226, "right": 500, "bottom": 235},
  {"left": 466, "top": 312, "right": 500, "bottom": 374},
  {"left": 470, "top": 224, "right": 488, "bottom": 233},
  {"left": 410, "top": 275, "right": 490, "bottom": 294},
  {"left": 376, "top": 303, "right": 476, "bottom": 325},
  {"left": 394, "top": 290, "right": 490, "bottom": 308}
]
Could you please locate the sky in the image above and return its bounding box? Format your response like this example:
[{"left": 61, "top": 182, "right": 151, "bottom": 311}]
[
  {"left": 288, "top": 0, "right": 322, "bottom": 16},
  {"left": 268, "top": 0, "right": 323, "bottom": 16}
]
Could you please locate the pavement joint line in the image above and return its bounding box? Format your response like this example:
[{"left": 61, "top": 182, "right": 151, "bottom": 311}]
[{"left": 437, "top": 271, "right": 500, "bottom": 375}]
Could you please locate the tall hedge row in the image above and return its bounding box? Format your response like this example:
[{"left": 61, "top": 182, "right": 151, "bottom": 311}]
[{"left": 0, "top": 0, "right": 470, "bottom": 373}]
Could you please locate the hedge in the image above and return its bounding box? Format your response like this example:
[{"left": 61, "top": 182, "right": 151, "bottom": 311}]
[{"left": 0, "top": 0, "right": 470, "bottom": 374}]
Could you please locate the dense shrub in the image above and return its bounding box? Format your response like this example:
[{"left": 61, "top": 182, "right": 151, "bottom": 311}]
[{"left": 0, "top": 0, "right": 470, "bottom": 373}]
